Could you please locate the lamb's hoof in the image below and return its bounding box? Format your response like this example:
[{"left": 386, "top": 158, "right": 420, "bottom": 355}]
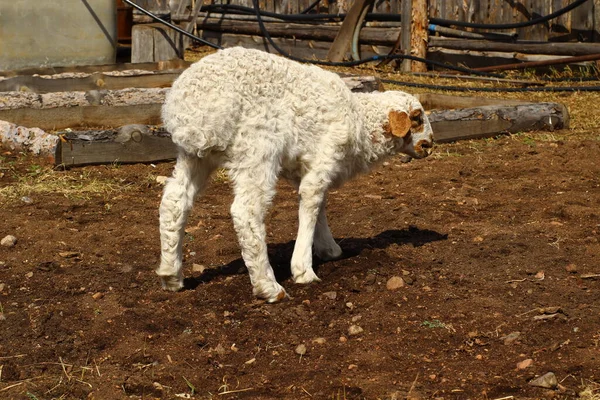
[
  {"left": 159, "top": 275, "right": 184, "bottom": 292},
  {"left": 293, "top": 268, "right": 322, "bottom": 284},
  {"left": 266, "top": 289, "right": 289, "bottom": 304}
]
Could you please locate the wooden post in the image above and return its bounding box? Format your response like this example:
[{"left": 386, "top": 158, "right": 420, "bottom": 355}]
[
  {"left": 401, "top": 0, "right": 412, "bottom": 72},
  {"left": 411, "top": 0, "right": 428, "bottom": 72}
]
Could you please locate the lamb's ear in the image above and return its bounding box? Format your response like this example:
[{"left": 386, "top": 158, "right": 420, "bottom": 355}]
[{"left": 387, "top": 110, "right": 411, "bottom": 138}]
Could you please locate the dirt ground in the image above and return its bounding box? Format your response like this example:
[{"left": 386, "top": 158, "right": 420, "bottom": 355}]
[{"left": 0, "top": 132, "right": 599, "bottom": 399}]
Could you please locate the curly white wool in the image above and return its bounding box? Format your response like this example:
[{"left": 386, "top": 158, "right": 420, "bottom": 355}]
[{"left": 158, "top": 47, "right": 434, "bottom": 302}]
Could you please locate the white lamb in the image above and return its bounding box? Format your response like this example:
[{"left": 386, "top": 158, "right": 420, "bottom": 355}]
[{"left": 158, "top": 47, "right": 434, "bottom": 302}]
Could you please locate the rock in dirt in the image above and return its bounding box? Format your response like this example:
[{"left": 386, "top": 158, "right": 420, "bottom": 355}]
[
  {"left": 322, "top": 291, "right": 337, "bottom": 300},
  {"left": 348, "top": 325, "right": 364, "bottom": 336},
  {"left": 364, "top": 274, "right": 376, "bottom": 285},
  {"left": 501, "top": 331, "right": 521, "bottom": 345},
  {"left": 312, "top": 337, "right": 326, "bottom": 345},
  {"left": 295, "top": 344, "right": 307, "bottom": 356},
  {"left": 156, "top": 176, "right": 168, "bottom": 185},
  {"left": 1, "top": 235, "right": 17, "bottom": 247},
  {"left": 565, "top": 263, "right": 577, "bottom": 273},
  {"left": 528, "top": 372, "right": 558, "bottom": 389},
  {"left": 192, "top": 264, "right": 206, "bottom": 273},
  {"left": 386, "top": 276, "right": 405, "bottom": 290},
  {"left": 516, "top": 358, "right": 533, "bottom": 370}
]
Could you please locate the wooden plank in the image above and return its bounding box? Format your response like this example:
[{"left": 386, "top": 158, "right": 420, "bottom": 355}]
[
  {"left": 132, "top": 23, "right": 190, "bottom": 63},
  {"left": 400, "top": 0, "right": 412, "bottom": 72},
  {"left": 57, "top": 126, "right": 178, "bottom": 166},
  {"left": 410, "top": 0, "right": 428, "bottom": 73},
  {"left": 194, "top": 18, "right": 400, "bottom": 45},
  {"left": 327, "top": 0, "right": 376, "bottom": 61},
  {"left": 429, "top": 102, "right": 569, "bottom": 143},
  {"left": 429, "top": 37, "right": 600, "bottom": 56},
  {"left": 0, "top": 104, "right": 163, "bottom": 131},
  {"left": 0, "top": 59, "right": 190, "bottom": 78},
  {"left": 0, "top": 71, "right": 183, "bottom": 94}
]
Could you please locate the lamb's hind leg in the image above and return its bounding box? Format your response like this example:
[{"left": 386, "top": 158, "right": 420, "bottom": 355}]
[
  {"left": 313, "top": 195, "right": 343, "bottom": 261},
  {"left": 291, "top": 171, "right": 329, "bottom": 284},
  {"left": 157, "top": 152, "right": 213, "bottom": 291},
  {"left": 229, "top": 165, "right": 287, "bottom": 303}
]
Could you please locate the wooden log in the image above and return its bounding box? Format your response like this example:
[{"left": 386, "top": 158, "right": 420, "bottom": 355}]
[
  {"left": 56, "top": 125, "right": 178, "bottom": 166},
  {"left": 0, "top": 88, "right": 167, "bottom": 130},
  {"left": 0, "top": 71, "right": 183, "bottom": 94},
  {"left": 429, "top": 102, "right": 569, "bottom": 143},
  {"left": 193, "top": 18, "right": 400, "bottom": 45},
  {"left": 429, "top": 37, "right": 600, "bottom": 57},
  {"left": 327, "top": 0, "right": 376, "bottom": 61},
  {"left": 0, "top": 59, "right": 190, "bottom": 78}
]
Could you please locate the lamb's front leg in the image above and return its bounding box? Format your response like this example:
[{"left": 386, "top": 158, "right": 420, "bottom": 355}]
[{"left": 291, "top": 174, "right": 327, "bottom": 284}]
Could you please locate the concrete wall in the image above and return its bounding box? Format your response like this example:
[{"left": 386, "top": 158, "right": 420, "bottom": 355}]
[{"left": 0, "top": 0, "right": 117, "bottom": 71}]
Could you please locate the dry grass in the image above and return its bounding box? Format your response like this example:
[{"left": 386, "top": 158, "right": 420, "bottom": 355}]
[{"left": 0, "top": 160, "right": 130, "bottom": 203}]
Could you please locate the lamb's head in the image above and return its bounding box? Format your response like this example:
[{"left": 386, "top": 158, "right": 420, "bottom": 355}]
[{"left": 375, "top": 91, "right": 434, "bottom": 159}]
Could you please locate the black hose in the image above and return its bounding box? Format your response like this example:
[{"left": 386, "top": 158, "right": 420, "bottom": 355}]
[
  {"left": 200, "top": 0, "right": 590, "bottom": 31},
  {"left": 300, "top": 0, "right": 323, "bottom": 14},
  {"left": 382, "top": 78, "right": 600, "bottom": 92},
  {"left": 121, "top": 0, "right": 221, "bottom": 49}
]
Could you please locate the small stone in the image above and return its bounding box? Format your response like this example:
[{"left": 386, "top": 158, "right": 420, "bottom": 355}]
[
  {"left": 153, "top": 382, "right": 164, "bottom": 391},
  {"left": 1, "top": 235, "right": 17, "bottom": 247},
  {"left": 0, "top": 283, "right": 5, "bottom": 292},
  {"left": 348, "top": 325, "right": 364, "bottom": 336},
  {"left": 517, "top": 358, "right": 533, "bottom": 370},
  {"left": 386, "top": 276, "right": 405, "bottom": 291},
  {"left": 534, "top": 271, "right": 545, "bottom": 280},
  {"left": 475, "top": 354, "right": 483, "bottom": 360},
  {"left": 402, "top": 270, "right": 411, "bottom": 276},
  {"left": 339, "top": 336, "right": 348, "bottom": 343},
  {"left": 322, "top": 291, "right": 337, "bottom": 300},
  {"left": 312, "top": 337, "right": 326, "bottom": 345},
  {"left": 25, "top": 272, "right": 33, "bottom": 278},
  {"left": 473, "top": 236, "right": 484, "bottom": 243},
  {"left": 244, "top": 358, "right": 256, "bottom": 365},
  {"left": 403, "top": 276, "right": 414, "bottom": 285},
  {"left": 92, "top": 292, "right": 104, "bottom": 300},
  {"left": 156, "top": 176, "right": 168, "bottom": 185},
  {"left": 348, "top": 364, "right": 358, "bottom": 370},
  {"left": 501, "top": 331, "right": 521, "bottom": 345},
  {"left": 295, "top": 344, "right": 307, "bottom": 356},
  {"left": 364, "top": 274, "right": 376, "bottom": 285},
  {"left": 214, "top": 343, "right": 226, "bottom": 356},
  {"left": 528, "top": 372, "right": 558, "bottom": 389},
  {"left": 21, "top": 196, "right": 33, "bottom": 204},
  {"left": 345, "top": 302, "right": 354, "bottom": 310},
  {"left": 565, "top": 263, "right": 577, "bottom": 273},
  {"left": 192, "top": 264, "right": 206, "bottom": 273}
]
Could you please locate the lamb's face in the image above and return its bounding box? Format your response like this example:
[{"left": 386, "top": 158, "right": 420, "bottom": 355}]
[{"left": 384, "top": 100, "right": 434, "bottom": 159}]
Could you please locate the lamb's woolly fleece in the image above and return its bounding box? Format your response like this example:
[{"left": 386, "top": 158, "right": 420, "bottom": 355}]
[{"left": 158, "top": 47, "right": 433, "bottom": 302}]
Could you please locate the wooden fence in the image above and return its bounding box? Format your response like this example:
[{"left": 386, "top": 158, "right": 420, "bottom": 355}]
[{"left": 133, "top": 0, "right": 600, "bottom": 42}]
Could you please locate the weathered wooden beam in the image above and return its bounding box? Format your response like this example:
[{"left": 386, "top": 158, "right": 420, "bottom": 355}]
[
  {"left": 0, "top": 71, "right": 183, "bottom": 94},
  {"left": 400, "top": 0, "right": 412, "bottom": 72},
  {"left": 193, "top": 18, "right": 400, "bottom": 45},
  {"left": 429, "top": 102, "right": 569, "bottom": 143},
  {"left": 0, "top": 88, "right": 167, "bottom": 130},
  {"left": 429, "top": 37, "right": 600, "bottom": 57},
  {"left": 132, "top": 23, "right": 190, "bottom": 63},
  {"left": 57, "top": 125, "right": 178, "bottom": 166}
]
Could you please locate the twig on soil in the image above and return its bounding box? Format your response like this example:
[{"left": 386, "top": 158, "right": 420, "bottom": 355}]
[
  {"left": 581, "top": 274, "right": 600, "bottom": 279},
  {"left": 0, "top": 354, "right": 26, "bottom": 360},
  {"left": 59, "top": 357, "right": 72, "bottom": 382},
  {"left": 492, "top": 396, "right": 514, "bottom": 400},
  {"left": 218, "top": 387, "right": 253, "bottom": 395},
  {"left": 517, "top": 308, "right": 541, "bottom": 317},
  {"left": 0, "top": 382, "right": 23, "bottom": 392},
  {"left": 301, "top": 386, "right": 313, "bottom": 397},
  {"left": 407, "top": 372, "right": 420, "bottom": 397},
  {"left": 505, "top": 278, "right": 526, "bottom": 283}
]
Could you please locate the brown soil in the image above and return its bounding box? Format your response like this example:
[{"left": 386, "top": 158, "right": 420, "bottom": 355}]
[{"left": 0, "top": 136, "right": 599, "bottom": 399}]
